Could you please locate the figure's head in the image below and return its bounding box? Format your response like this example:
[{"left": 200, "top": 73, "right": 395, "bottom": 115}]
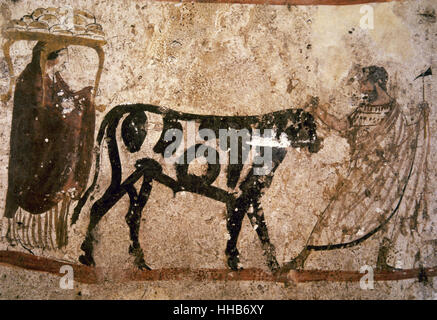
[
  {"left": 31, "top": 41, "right": 68, "bottom": 74},
  {"left": 47, "top": 47, "right": 67, "bottom": 61},
  {"left": 359, "top": 66, "right": 388, "bottom": 103}
]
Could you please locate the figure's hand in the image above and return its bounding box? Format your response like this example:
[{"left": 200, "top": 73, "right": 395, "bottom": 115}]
[
  {"left": 311, "top": 102, "right": 330, "bottom": 121},
  {"left": 309, "top": 102, "right": 349, "bottom": 132},
  {"left": 319, "top": 103, "right": 331, "bottom": 115},
  {"left": 96, "top": 104, "right": 106, "bottom": 112},
  {"left": 304, "top": 95, "right": 319, "bottom": 113}
]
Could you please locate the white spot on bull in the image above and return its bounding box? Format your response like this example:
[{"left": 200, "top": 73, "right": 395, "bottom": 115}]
[{"left": 247, "top": 131, "right": 292, "bottom": 148}]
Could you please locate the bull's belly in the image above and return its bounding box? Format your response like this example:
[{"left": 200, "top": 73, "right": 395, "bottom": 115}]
[{"left": 116, "top": 111, "right": 256, "bottom": 197}]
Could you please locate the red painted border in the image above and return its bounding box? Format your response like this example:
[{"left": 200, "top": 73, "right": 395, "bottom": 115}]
[
  {"left": 152, "top": 0, "right": 402, "bottom": 6},
  {"left": 0, "top": 250, "right": 98, "bottom": 284},
  {"left": 1, "top": 250, "right": 435, "bottom": 284}
]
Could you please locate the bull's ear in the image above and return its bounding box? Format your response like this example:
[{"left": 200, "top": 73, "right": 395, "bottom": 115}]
[{"left": 153, "top": 118, "right": 183, "bottom": 156}]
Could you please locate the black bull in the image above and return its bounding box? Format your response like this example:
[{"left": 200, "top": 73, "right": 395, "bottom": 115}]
[{"left": 72, "top": 103, "right": 321, "bottom": 272}]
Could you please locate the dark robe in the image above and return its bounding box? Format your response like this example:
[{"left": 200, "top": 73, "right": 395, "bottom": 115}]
[{"left": 5, "top": 42, "right": 95, "bottom": 217}]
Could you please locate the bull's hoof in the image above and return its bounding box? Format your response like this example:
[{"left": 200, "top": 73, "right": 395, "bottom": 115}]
[
  {"left": 267, "top": 258, "right": 280, "bottom": 273},
  {"left": 135, "top": 259, "right": 152, "bottom": 271},
  {"left": 79, "top": 254, "right": 95, "bottom": 267},
  {"left": 227, "top": 255, "right": 242, "bottom": 271},
  {"left": 129, "top": 245, "right": 151, "bottom": 270}
]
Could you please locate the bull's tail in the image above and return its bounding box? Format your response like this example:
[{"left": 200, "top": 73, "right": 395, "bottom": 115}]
[
  {"left": 70, "top": 116, "right": 109, "bottom": 225},
  {"left": 70, "top": 104, "right": 161, "bottom": 225}
]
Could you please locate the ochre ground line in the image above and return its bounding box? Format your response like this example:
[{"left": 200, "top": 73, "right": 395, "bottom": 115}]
[
  {"left": 1, "top": 250, "right": 436, "bottom": 284},
  {"left": 152, "top": 0, "right": 401, "bottom": 6}
]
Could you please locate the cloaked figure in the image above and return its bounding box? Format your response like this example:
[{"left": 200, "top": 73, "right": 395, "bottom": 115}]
[
  {"left": 3, "top": 42, "right": 97, "bottom": 248},
  {"left": 0, "top": 7, "right": 104, "bottom": 250},
  {"left": 281, "top": 66, "right": 431, "bottom": 272},
  {"left": 2, "top": 7, "right": 106, "bottom": 249},
  {"left": 5, "top": 42, "right": 95, "bottom": 218}
]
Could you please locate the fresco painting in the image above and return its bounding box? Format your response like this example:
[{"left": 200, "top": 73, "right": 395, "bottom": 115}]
[{"left": 0, "top": 0, "right": 435, "bottom": 299}]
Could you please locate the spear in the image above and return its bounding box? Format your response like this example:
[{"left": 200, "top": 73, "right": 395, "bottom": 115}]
[{"left": 414, "top": 67, "right": 432, "bottom": 102}]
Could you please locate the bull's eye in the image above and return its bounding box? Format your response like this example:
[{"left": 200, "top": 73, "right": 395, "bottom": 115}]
[
  {"left": 298, "top": 128, "right": 309, "bottom": 141},
  {"left": 121, "top": 111, "right": 148, "bottom": 153}
]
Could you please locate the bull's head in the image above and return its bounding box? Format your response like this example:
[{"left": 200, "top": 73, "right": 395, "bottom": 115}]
[{"left": 284, "top": 108, "right": 321, "bottom": 154}]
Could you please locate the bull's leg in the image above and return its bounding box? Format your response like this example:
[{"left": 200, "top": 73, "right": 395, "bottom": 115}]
[
  {"left": 225, "top": 199, "right": 248, "bottom": 271},
  {"left": 79, "top": 159, "right": 160, "bottom": 267},
  {"left": 125, "top": 177, "right": 153, "bottom": 270},
  {"left": 247, "top": 201, "right": 279, "bottom": 272},
  {"left": 79, "top": 187, "right": 126, "bottom": 266}
]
